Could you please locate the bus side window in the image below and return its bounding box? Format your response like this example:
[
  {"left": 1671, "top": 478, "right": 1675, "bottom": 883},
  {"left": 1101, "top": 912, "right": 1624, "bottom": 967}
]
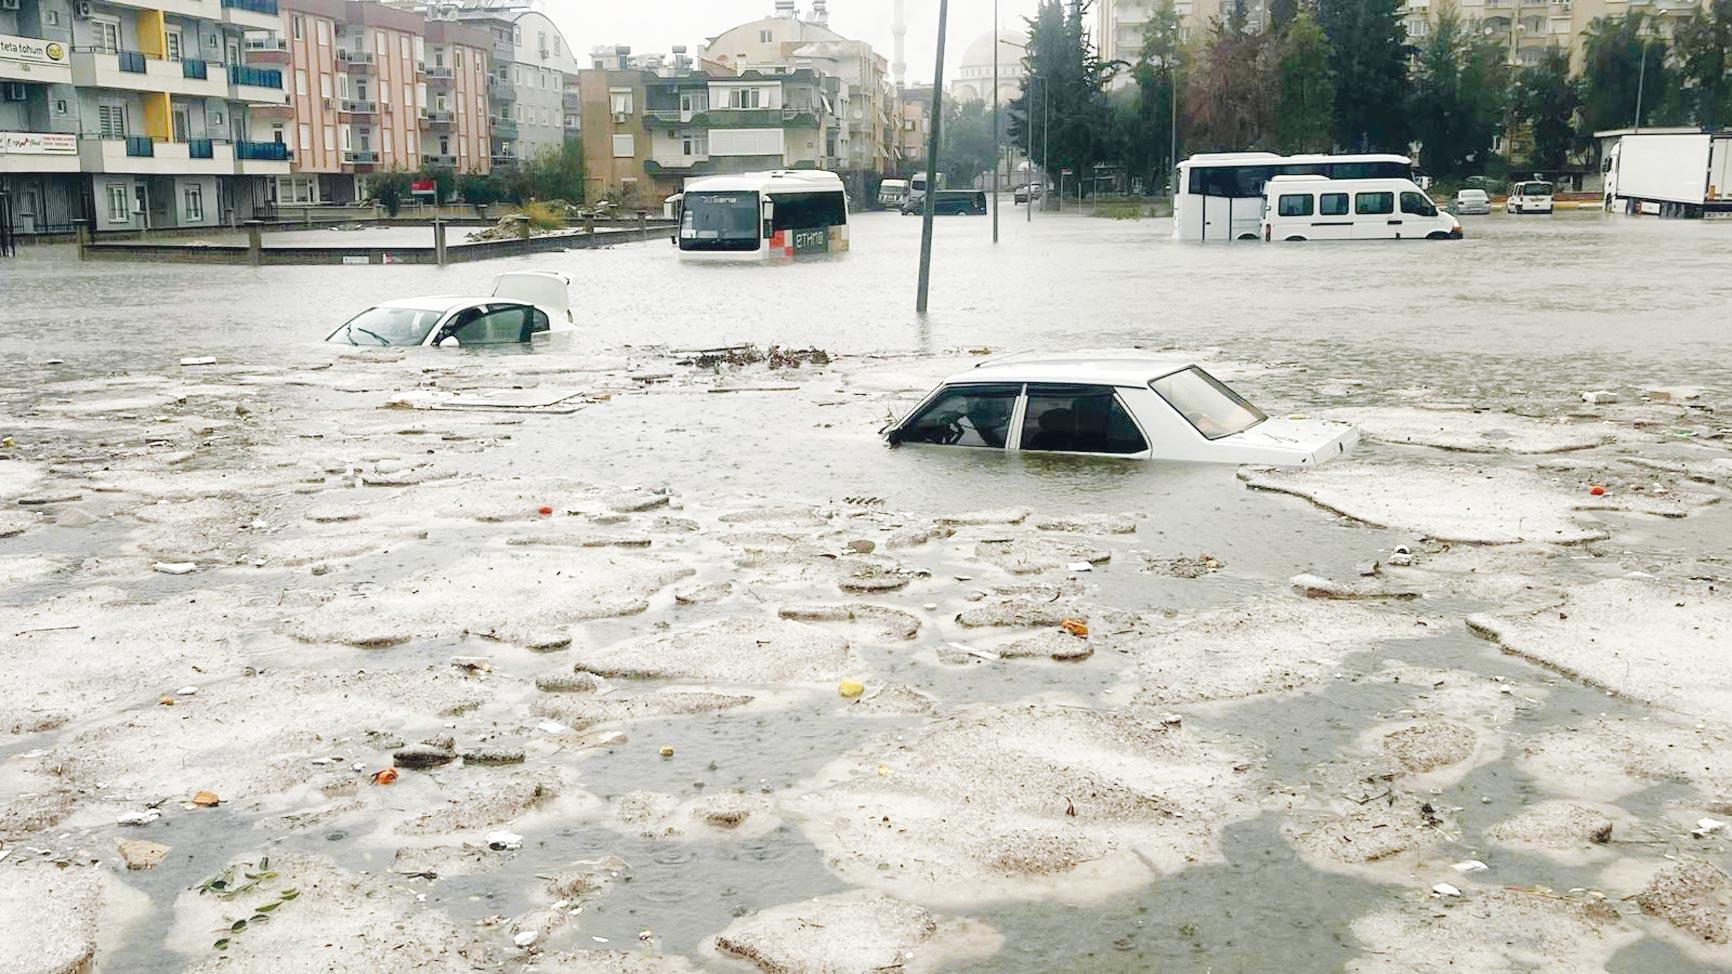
[
  {"left": 1319, "top": 193, "right": 1349, "bottom": 216},
  {"left": 1356, "top": 192, "right": 1394, "bottom": 215},
  {"left": 1277, "top": 194, "right": 1314, "bottom": 217}
]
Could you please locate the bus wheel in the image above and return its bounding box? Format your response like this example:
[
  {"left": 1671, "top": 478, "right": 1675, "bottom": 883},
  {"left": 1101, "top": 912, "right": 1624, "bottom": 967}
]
[
  {"left": 1284, "top": 236, "right": 1307, "bottom": 242},
  {"left": 1236, "top": 233, "right": 1258, "bottom": 241}
]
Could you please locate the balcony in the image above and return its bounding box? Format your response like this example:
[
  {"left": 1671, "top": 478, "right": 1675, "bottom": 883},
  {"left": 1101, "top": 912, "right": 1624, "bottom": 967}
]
[
  {"left": 228, "top": 64, "right": 287, "bottom": 105},
  {"left": 489, "top": 79, "right": 516, "bottom": 101},
  {"left": 644, "top": 108, "right": 822, "bottom": 130},
  {"left": 340, "top": 99, "right": 378, "bottom": 116},
  {"left": 563, "top": 91, "right": 581, "bottom": 110},
  {"left": 71, "top": 49, "right": 230, "bottom": 98},
  {"left": 342, "top": 149, "right": 379, "bottom": 167},
  {"left": 336, "top": 49, "right": 375, "bottom": 72},
  {"left": 221, "top": 0, "right": 281, "bottom": 30},
  {"left": 101, "top": 0, "right": 219, "bottom": 17},
  {"left": 490, "top": 116, "right": 517, "bottom": 138},
  {"left": 425, "top": 65, "right": 454, "bottom": 84},
  {"left": 79, "top": 136, "right": 234, "bottom": 175},
  {"left": 423, "top": 152, "right": 457, "bottom": 167},
  {"left": 423, "top": 109, "right": 454, "bottom": 128},
  {"left": 235, "top": 139, "right": 291, "bottom": 174}
]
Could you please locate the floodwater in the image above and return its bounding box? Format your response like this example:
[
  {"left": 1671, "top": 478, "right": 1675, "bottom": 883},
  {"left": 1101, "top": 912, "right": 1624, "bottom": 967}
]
[{"left": 2, "top": 210, "right": 1731, "bottom": 973}]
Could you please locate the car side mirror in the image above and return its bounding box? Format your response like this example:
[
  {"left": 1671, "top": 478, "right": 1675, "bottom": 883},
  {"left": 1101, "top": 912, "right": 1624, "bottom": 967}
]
[{"left": 438, "top": 335, "right": 460, "bottom": 348}]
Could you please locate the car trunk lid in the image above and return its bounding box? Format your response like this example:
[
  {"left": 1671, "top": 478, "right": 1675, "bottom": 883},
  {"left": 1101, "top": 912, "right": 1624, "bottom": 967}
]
[{"left": 492, "top": 271, "right": 573, "bottom": 323}]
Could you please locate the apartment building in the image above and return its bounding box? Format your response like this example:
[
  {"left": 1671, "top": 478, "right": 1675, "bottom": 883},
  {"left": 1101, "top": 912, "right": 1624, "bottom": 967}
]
[
  {"left": 420, "top": 16, "right": 488, "bottom": 173},
  {"left": 0, "top": 0, "right": 289, "bottom": 234},
  {"left": 579, "top": 52, "right": 832, "bottom": 207},
  {"left": 447, "top": 5, "right": 578, "bottom": 171},
  {"left": 701, "top": 1, "right": 894, "bottom": 199},
  {"left": 894, "top": 84, "right": 932, "bottom": 174}
]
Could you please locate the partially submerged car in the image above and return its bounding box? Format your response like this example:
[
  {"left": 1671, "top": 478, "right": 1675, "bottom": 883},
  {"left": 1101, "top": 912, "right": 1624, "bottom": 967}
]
[
  {"left": 1450, "top": 189, "right": 1492, "bottom": 215},
  {"left": 325, "top": 271, "right": 576, "bottom": 347},
  {"left": 884, "top": 356, "right": 1359, "bottom": 466}
]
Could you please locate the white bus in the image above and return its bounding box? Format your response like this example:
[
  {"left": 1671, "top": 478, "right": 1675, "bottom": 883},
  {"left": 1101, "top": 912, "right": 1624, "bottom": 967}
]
[
  {"left": 677, "top": 170, "right": 850, "bottom": 262},
  {"left": 1173, "top": 152, "right": 1415, "bottom": 241}
]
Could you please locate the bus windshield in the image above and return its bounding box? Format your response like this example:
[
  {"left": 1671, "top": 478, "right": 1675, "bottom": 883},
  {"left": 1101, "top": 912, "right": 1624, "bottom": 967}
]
[{"left": 680, "top": 191, "right": 761, "bottom": 251}]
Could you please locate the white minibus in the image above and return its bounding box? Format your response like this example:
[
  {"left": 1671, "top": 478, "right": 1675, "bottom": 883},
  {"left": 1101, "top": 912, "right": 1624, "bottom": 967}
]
[
  {"left": 1259, "top": 175, "right": 1462, "bottom": 241},
  {"left": 1173, "top": 152, "right": 1415, "bottom": 241}
]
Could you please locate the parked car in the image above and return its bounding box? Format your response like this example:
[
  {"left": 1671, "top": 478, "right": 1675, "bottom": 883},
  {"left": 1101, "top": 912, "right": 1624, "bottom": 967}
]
[
  {"left": 1506, "top": 180, "right": 1555, "bottom": 214},
  {"left": 325, "top": 271, "right": 576, "bottom": 347},
  {"left": 1260, "top": 175, "right": 1462, "bottom": 241},
  {"left": 1014, "top": 183, "right": 1045, "bottom": 204},
  {"left": 1450, "top": 189, "right": 1492, "bottom": 215},
  {"left": 883, "top": 355, "right": 1359, "bottom": 465},
  {"left": 901, "top": 190, "right": 989, "bottom": 215}
]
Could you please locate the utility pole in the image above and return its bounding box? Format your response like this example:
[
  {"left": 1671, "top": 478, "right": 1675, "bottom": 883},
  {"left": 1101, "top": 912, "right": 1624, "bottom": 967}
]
[
  {"left": 916, "top": 0, "right": 950, "bottom": 314},
  {"left": 991, "top": 0, "right": 999, "bottom": 244},
  {"left": 1633, "top": 33, "right": 1650, "bottom": 132}
]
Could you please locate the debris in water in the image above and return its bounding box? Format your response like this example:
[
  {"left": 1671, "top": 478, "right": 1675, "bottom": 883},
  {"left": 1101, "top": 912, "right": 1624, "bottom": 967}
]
[
  {"left": 838, "top": 679, "right": 865, "bottom": 699},
  {"left": 191, "top": 790, "right": 221, "bottom": 807},
  {"left": 1581, "top": 390, "right": 1619, "bottom": 404},
  {"left": 485, "top": 830, "right": 523, "bottom": 851},
  {"left": 1692, "top": 818, "right": 1725, "bottom": 838},
  {"left": 1589, "top": 485, "right": 1606, "bottom": 496},
  {"left": 152, "top": 562, "right": 197, "bottom": 575},
  {"left": 117, "top": 838, "right": 171, "bottom": 870},
  {"left": 1060, "top": 618, "right": 1089, "bottom": 638},
  {"left": 117, "top": 810, "right": 160, "bottom": 826},
  {"left": 180, "top": 356, "right": 218, "bottom": 367},
  {"left": 513, "top": 930, "right": 538, "bottom": 948},
  {"left": 659, "top": 745, "right": 675, "bottom": 758},
  {"left": 1432, "top": 883, "right": 1462, "bottom": 898},
  {"left": 1453, "top": 860, "right": 1489, "bottom": 873},
  {"left": 371, "top": 768, "right": 399, "bottom": 785}
]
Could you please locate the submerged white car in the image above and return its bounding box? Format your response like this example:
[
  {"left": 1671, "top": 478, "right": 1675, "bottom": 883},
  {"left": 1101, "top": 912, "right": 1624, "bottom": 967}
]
[
  {"left": 325, "top": 271, "right": 577, "bottom": 347},
  {"left": 885, "top": 357, "right": 1359, "bottom": 466}
]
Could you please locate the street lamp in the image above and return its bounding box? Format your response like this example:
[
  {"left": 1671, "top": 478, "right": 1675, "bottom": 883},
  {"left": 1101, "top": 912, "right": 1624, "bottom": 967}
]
[
  {"left": 992, "top": 0, "right": 999, "bottom": 244},
  {"left": 1633, "top": 26, "right": 1657, "bottom": 132}
]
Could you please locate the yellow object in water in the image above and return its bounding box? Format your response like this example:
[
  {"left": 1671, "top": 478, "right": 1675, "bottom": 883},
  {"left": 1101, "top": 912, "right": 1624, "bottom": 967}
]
[
  {"left": 658, "top": 745, "right": 674, "bottom": 758},
  {"left": 837, "top": 679, "right": 865, "bottom": 699}
]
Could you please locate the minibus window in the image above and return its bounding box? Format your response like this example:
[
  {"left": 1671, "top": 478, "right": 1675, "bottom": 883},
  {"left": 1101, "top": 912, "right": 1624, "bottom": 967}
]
[
  {"left": 1319, "top": 193, "right": 1349, "bottom": 216},
  {"left": 1355, "top": 192, "right": 1394, "bottom": 215},
  {"left": 1277, "top": 194, "right": 1314, "bottom": 217},
  {"left": 1400, "top": 192, "right": 1436, "bottom": 217}
]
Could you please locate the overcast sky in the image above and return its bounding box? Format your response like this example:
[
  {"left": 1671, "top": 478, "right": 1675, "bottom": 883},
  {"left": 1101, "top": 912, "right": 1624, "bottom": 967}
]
[{"left": 546, "top": 0, "right": 1039, "bottom": 85}]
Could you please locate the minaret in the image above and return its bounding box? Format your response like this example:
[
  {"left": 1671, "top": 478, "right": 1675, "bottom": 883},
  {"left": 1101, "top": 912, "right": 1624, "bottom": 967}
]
[{"left": 892, "top": 0, "right": 907, "bottom": 89}]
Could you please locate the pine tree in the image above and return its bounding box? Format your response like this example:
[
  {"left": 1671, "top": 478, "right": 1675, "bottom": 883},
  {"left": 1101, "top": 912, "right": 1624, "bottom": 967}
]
[
  {"left": 1318, "top": 0, "right": 1411, "bottom": 151},
  {"left": 1511, "top": 48, "right": 1581, "bottom": 169},
  {"left": 1273, "top": 9, "right": 1335, "bottom": 153}
]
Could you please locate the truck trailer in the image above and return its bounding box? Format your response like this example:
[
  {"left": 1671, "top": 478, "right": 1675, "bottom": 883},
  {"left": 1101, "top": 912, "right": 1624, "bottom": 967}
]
[{"left": 1600, "top": 129, "right": 1732, "bottom": 218}]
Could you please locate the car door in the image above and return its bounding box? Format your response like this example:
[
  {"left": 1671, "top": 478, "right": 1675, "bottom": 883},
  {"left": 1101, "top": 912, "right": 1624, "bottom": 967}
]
[
  {"left": 890, "top": 383, "right": 1021, "bottom": 449},
  {"left": 1351, "top": 191, "right": 1397, "bottom": 239},
  {"left": 437, "top": 303, "right": 534, "bottom": 345},
  {"left": 1017, "top": 384, "right": 1149, "bottom": 457}
]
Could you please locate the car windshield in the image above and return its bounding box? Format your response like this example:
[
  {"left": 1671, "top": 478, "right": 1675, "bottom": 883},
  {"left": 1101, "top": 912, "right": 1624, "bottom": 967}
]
[
  {"left": 327, "top": 305, "right": 447, "bottom": 346},
  {"left": 1150, "top": 367, "right": 1268, "bottom": 440},
  {"left": 1459, "top": 191, "right": 1486, "bottom": 201},
  {"left": 1519, "top": 183, "right": 1553, "bottom": 196},
  {"left": 681, "top": 191, "right": 759, "bottom": 241}
]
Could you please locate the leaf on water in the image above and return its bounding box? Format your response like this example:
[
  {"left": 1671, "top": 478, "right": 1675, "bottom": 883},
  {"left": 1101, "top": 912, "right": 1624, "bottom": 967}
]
[
  {"left": 250, "top": 914, "right": 269, "bottom": 924},
  {"left": 230, "top": 920, "right": 248, "bottom": 933},
  {"left": 213, "top": 939, "right": 230, "bottom": 951},
  {"left": 279, "top": 889, "right": 299, "bottom": 900},
  {"left": 255, "top": 901, "right": 280, "bottom": 912},
  {"left": 207, "top": 880, "right": 227, "bottom": 891}
]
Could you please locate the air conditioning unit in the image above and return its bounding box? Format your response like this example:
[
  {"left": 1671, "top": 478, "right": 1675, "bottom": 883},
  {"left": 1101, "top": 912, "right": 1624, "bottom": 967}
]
[
  {"left": 614, "top": 112, "right": 627, "bottom": 123},
  {"left": 73, "top": 0, "right": 93, "bottom": 17},
  {"left": 1, "top": 83, "right": 27, "bottom": 101}
]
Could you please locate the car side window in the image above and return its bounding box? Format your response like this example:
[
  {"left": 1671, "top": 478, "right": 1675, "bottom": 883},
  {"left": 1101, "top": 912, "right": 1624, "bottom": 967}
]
[
  {"left": 1319, "top": 193, "right": 1349, "bottom": 216},
  {"left": 1020, "top": 384, "right": 1147, "bottom": 455},
  {"left": 1277, "top": 194, "right": 1313, "bottom": 217},
  {"left": 896, "top": 383, "right": 1020, "bottom": 448},
  {"left": 1400, "top": 191, "right": 1435, "bottom": 216},
  {"left": 449, "top": 304, "right": 531, "bottom": 345},
  {"left": 530, "top": 308, "right": 550, "bottom": 334},
  {"left": 1356, "top": 192, "right": 1394, "bottom": 215}
]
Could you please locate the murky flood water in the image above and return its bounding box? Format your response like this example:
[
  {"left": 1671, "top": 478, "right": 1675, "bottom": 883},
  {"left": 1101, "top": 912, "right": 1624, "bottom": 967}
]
[{"left": 2, "top": 210, "right": 1731, "bottom": 973}]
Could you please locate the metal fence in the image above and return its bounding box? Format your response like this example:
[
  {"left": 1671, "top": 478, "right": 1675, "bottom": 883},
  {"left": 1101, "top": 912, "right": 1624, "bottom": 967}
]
[{"left": 0, "top": 193, "right": 14, "bottom": 258}]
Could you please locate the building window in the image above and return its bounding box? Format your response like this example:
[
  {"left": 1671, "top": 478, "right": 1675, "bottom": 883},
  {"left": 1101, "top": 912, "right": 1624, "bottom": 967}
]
[
  {"left": 610, "top": 89, "right": 633, "bottom": 114},
  {"left": 54, "top": 98, "right": 68, "bottom": 115},
  {"left": 320, "top": 74, "right": 332, "bottom": 98},
  {"left": 298, "top": 123, "right": 311, "bottom": 150},
  {"left": 682, "top": 133, "right": 707, "bottom": 156},
  {"left": 325, "top": 125, "right": 337, "bottom": 148},
  {"left": 106, "top": 184, "right": 130, "bottom": 223},
  {"left": 375, "top": 31, "right": 386, "bottom": 54},
  {"left": 554, "top": 36, "right": 561, "bottom": 56},
  {"left": 91, "top": 17, "right": 121, "bottom": 54},
  {"left": 293, "top": 15, "right": 303, "bottom": 40},
  {"left": 295, "top": 69, "right": 308, "bottom": 96},
  {"left": 728, "top": 88, "right": 762, "bottom": 109},
  {"left": 439, "top": 136, "right": 449, "bottom": 154},
  {"left": 401, "top": 36, "right": 411, "bottom": 59},
  {"left": 183, "top": 183, "right": 205, "bottom": 221},
  {"left": 317, "top": 20, "right": 329, "bottom": 45},
  {"left": 97, "top": 103, "right": 127, "bottom": 138},
  {"left": 760, "top": 29, "right": 772, "bottom": 43},
  {"left": 612, "top": 133, "right": 634, "bottom": 157},
  {"left": 44, "top": 8, "right": 60, "bottom": 25},
  {"left": 513, "top": 25, "right": 522, "bottom": 44},
  {"left": 210, "top": 110, "right": 224, "bottom": 126}
]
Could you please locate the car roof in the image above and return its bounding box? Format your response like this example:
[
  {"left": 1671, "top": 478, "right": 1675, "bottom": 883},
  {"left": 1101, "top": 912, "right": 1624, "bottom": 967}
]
[
  {"left": 370, "top": 295, "right": 511, "bottom": 313},
  {"left": 941, "top": 354, "right": 1196, "bottom": 388}
]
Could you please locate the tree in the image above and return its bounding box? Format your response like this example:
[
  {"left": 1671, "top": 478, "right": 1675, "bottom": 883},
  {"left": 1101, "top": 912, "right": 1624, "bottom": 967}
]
[
  {"left": 1674, "top": 0, "right": 1732, "bottom": 128},
  {"left": 939, "top": 100, "right": 1001, "bottom": 186},
  {"left": 1123, "top": 0, "right": 1184, "bottom": 188},
  {"left": 1009, "top": 0, "right": 1115, "bottom": 194},
  {"left": 1511, "top": 47, "right": 1579, "bottom": 169},
  {"left": 372, "top": 169, "right": 412, "bottom": 216},
  {"left": 509, "top": 138, "right": 585, "bottom": 203},
  {"left": 1581, "top": 12, "right": 1678, "bottom": 133},
  {"left": 1409, "top": 4, "right": 1507, "bottom": 178},
  {"left": 1273, "top": 9, "right": 1335, "bottom": 153},
  {"left": 1186, "top": 2, "right": 1278, "bottom": 152},
  {"left": 1318, "top": 0, "right": 1411, "bottom": 150}
]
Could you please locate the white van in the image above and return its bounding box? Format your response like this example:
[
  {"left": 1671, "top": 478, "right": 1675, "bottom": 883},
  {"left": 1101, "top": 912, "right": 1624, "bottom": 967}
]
[
  {"left": 1506, "top": 180, "right": 1555, "bottom": 214},
  {"left": 877, "top": 179, "right": 909, "bottom": 208},
  {"left": 1260, "top": 175, "right": 1462, "bottom": 241}
]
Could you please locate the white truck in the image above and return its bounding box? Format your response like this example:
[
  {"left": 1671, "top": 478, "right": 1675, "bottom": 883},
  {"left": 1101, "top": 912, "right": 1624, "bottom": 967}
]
[{"left": 1601, "top": 129, "right": 1732, "bottom": 218}]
